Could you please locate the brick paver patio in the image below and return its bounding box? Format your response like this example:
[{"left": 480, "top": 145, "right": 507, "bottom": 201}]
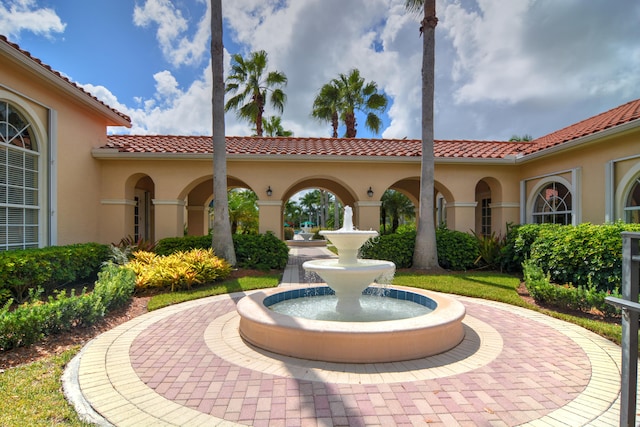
[{"left": 66, "top": 246, "right": 630, "bottom": 426}]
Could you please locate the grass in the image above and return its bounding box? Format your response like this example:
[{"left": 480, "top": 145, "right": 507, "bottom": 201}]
[
  {"left": 394, "top": 271, "right": 623, "bottom": 346},
  {"left": 1, "top": 270, "right": 625, "bottom": 424},
  {"left": 147, "top": 274, "right": 281, "bottom": 311},
  {"left": 0, "top": 347, "right": 91, "bottom": 426}
]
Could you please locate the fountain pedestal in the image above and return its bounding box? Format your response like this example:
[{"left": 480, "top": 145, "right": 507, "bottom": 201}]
[{"left": 236, "top": 205, "right": 466, "bottom": 363}]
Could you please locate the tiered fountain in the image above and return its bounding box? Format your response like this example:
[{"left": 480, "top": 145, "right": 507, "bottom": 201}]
[{"left": 237, "top": 206, "right": 466, "bottom": 363}]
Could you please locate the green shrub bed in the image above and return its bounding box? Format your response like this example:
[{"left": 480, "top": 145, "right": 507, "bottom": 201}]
[
  {"left": 155, "top": 232, "right": 289, "bottom": 270},
  {"left": 360, "top": 227, "right": 478, "bottom": 270},
  {"left": 0, "top": 263, "right": 135, "bottom": 350},
  {"left": 523, "top": 260, "right": 620, "bottom": 317},
  {"left": 0, "top": 243, "right": 110, "bottom": 304}
]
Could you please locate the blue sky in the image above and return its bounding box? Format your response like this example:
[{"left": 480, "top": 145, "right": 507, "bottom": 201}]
[{"left": 2, "top": 0, "right": 639, "bottom": 141}]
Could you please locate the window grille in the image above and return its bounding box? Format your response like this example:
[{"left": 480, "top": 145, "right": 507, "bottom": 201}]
[
  {"left": 624, "top": 177, "right": 640, "bottom": 223},
  {"left": 531, "top": 182, "right": 572, "bottom": 225},
  {"left": 0, "top": 101, "right": 39, "bottom": 250}
]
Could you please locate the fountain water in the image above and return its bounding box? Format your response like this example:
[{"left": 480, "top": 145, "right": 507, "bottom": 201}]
[
  {"left": 236, "top": 206, "right": 466, "bottom": 363},
  {"left": 302, "top": 206, "right": 395, "bottom": 313}
]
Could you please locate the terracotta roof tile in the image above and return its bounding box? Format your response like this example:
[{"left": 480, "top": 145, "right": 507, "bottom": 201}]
[
  {"left": 0, "top": 35, "right": 131, "bottom": 124},
  {"left": 103, "top": 135, "right": 532, "bottom": 159},
  {"left": 526, "top": 99, "right": 640, "bottom": 154},
  {"left": 102, "top": 98, "right": 640, "bottom": 159}
]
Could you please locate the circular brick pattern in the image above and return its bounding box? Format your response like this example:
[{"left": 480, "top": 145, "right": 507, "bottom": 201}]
[{"left": 125, "top": 295, "right": 608, "bottom": 426}]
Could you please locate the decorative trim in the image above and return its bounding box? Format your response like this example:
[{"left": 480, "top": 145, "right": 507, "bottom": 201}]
[
  {"left": 256, "top": 200, "right": 283, "bottom": 207},
  {"left": 355, "top": 201, "right": 382, "bottom": 208},
  {"left": 153, "top": 199, "right": 186, "bottom": 207},
  {"left": 447, "top": 202, "right": 477, "bottom": 208},
  {"left": 101, "top": 199, "right": 137, "bottom": 206},
  {"left": 489, "top": 202, "right": 519, "bottom": 209}
]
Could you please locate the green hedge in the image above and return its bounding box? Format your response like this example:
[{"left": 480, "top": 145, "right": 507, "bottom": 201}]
[
  {"left": 360, "top": 231, "right": 415, "bottom": 268},
  {"left": 360, "top": 227, "right": 478, "bottom": 270},
  {"left": 0, "top": 263, "right": 135, "bottom": 350},
  {"left": 523, "top": 260, "right": 620, "bottom": 317},
  {"left": 528, "top": 222, "right": 640, "bottom": 292},
  {"left": 155, "top": 232, "right": 289, "bottom": 271},
  {"left": 0, "top": 243, "right": 111, "bottom": 304}
]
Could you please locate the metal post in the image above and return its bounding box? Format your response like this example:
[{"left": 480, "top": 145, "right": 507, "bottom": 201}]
[{"left": 620, "top": 232, "right": 639, "bottom": 427}]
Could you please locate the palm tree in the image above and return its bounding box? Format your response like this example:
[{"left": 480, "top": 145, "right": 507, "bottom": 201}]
[
  {"left": 311, "top": 81, "right": 341, "bottom": 138},
  {"left": 228, "top": 189, "right": 258, "bottom": 234},
  {"left": 211, "top": 0, "right": 236, "bottom": 264},
  {"left": 225, "top": 50, "right": 287, "bottom": 136},
  {"left": 312, "top": 68, "right": 388, "bottom": 138},
  {"left": 509, "top": 134, "right": 533, "bottom": 141},
  {"left": 381, "top": 190, "right": 415, "bottom": 234},
  {"left": 405, "top": 0, "right": 439, "bottom": 270},
  {"left": 262, "top": 116, "right": 293, "bottom": 137}
]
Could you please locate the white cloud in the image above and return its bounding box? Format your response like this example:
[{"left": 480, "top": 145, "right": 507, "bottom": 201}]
[
  {"left": 0, "top": 0, "right": 65, "bottom": 39},
  {"left": 439, "top": 0, "right": 640, "bottom": 107},
  {"left": 101, "top": 0, "right": 639, "bottom": 142},
  {"left": 133, "top": 0, "right": 210, "bottom": 67}
]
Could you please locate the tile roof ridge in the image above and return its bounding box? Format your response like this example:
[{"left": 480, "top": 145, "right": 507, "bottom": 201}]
[{"left": 0, "top": 35, "right": 131, "bottom": 124}]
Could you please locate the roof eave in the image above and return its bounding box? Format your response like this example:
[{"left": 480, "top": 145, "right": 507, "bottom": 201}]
[
  {"left": 516, "top": 119, "right": 640, "bottom": 163},
  {"left": 1, "top": 41, "right": 131, "bottom": 128}
]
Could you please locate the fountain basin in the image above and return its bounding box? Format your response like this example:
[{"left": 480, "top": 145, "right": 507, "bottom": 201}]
[
  {"left": 237, "top": 285, "right": 466, "bottom": 363},
  {"left": 302, "top": 258, "right": 395, "bottom": 313}
]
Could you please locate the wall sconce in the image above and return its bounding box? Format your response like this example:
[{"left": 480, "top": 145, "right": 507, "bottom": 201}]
[
  {"left": 266, "top": 186, "right": 273, "bottom": 197},
  {"left": 367, "top": 187, "right": 374, "bottom": 197}
]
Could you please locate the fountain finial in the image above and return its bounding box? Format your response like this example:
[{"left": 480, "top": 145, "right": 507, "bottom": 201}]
[{"left": 342, "top": 205, "right": 353, "bottom": 231}]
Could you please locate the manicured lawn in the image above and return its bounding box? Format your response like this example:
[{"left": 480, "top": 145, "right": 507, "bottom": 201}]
[
  {"left": 147, "top": 274, "right": 281, "bottom": 311},
  {"left": 393, "top": 271, "right": 623, "bottom": 346},
  {"left": 0, "top": 348, "right": 90, "bottom": 427},
  {"left": 1, "top": 271, "right": 624, "bottom": 424}
]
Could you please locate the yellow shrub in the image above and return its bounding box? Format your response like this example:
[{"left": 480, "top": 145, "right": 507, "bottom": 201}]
[{"left": 128, "top": 249, "right": 232, "bottom": 291}]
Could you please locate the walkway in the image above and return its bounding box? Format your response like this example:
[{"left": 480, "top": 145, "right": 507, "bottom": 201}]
[{"left": 64, "top": 245, "right": 632, "bottom": 426}]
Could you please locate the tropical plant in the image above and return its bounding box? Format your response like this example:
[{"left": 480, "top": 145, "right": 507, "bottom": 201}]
[
  {"left": 311, "top": 81, "right": 341, "bottom": 137},
  {"left": 228, "top": 189, "right": 258, "bottom": 234},
  {"left": 261, "top": 116, "right": 293, "bottom": 137},
  {"left": 405, "top": 0, "right": 439, "bottom": 270},
  {"left": 380, "top": 190, "right": 415, "bottom": 234},
  {"left": 284, "top": 199, "right": 303, "bottom": 228},
  {"left": 225, "top": 50, "right": 287, "bottom": 137},
  {"left": 312, "top": 68, "right": 387, "bottom": 138},
  {"left": 509, "top": 134, "right": 533, "bottom": 141},
  {"left": 211, "top": 0, "right": 236, "bottom": 265}
]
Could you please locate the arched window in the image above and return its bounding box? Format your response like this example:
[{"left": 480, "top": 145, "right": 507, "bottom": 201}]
[
  {"left": 624, "top": 177, "right": 640, "bottom": 223},
  {"left": 532, "top": 181, "right": 572, "bottom": 225},
  {"left": 0, "top": 101, "right": 39, "bottom": 250}
]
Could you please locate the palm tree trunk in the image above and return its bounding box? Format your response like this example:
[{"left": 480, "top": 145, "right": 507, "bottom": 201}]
[
  {"left": 255, "top": 93, "right": 265, "bottom": 136},
  {"left": 345, "top": 112, "right": 357, "bottom": 138},
  {"left": 413, "top": 0, "right": 439, "bottom": 270},
  {"left": 211, "top": 0, "right": 236, "bottom": 265},
  {"left": 331, "top": 111, "right": 339, "bottom": 138}
]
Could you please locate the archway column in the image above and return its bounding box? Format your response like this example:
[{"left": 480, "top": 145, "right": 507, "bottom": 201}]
[
  {"left": 446, "top": 202, "right": 477, "bottom": 233},
  {"left": 99, "top": 199, "right": 136, "bottom": 243},
  {"left": 490, "top": 202, "right": 519, "bottom": 236},
  {"left": 257, "top": 200, "right": 283, "bottom": 239},
  {"left": 153, "top": 199, "right": 185, "bottom": 240},
  {"left": 186, "top": 205, "right": 207, "bottom": 236},
  {"left": 355, "top": 200, "right": 382, "bottom": 231}
]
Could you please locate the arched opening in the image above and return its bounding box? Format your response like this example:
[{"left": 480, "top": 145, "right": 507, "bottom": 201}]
[
  {"left": 133, "top": 176, "right": 155, "bottom": 242},
  {"left": 0, "top": 101, "right": 40, "bottom": 250},
  {"left": 531, "top": 181, "right": 573, "bottom": 225},
  {"left": 475, "top": 180, "right": 492, "bottom": 236},
  {"left": 624, "top": 175, "right": 640, "bottom": 223}
]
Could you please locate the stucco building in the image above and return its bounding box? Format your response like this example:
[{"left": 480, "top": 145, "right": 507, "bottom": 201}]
[{"left": 1, "top": 35, "right": 639, "bottom": 250}]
